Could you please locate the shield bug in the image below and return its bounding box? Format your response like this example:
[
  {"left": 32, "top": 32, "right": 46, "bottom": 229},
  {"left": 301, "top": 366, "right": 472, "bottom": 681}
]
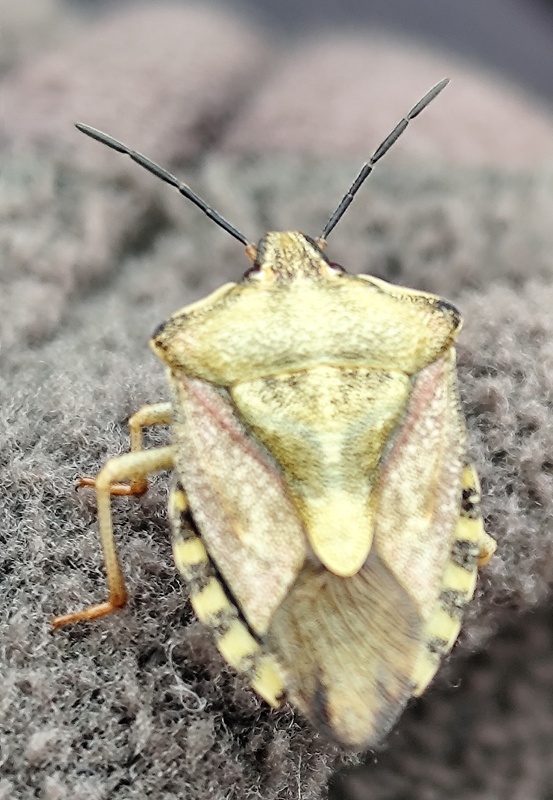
[{"left": 53, "top": 78, "right": 496, "bottom": 749}]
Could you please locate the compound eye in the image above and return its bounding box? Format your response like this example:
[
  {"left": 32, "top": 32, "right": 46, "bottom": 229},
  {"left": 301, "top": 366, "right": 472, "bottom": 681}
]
[
  {"left": 435, "top": 298, "right": 462, "bottom": 331},
  {"left": 151, "top": 319, "right": 167, "bottom": 339},
  {"left": 327, "top": 261, "right": 347, "bottom": 274}
]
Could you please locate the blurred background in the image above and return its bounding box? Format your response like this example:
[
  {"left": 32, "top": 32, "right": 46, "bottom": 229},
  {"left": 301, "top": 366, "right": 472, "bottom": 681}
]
[
  {"left": 68, "top": 0, "right": 553, "bottom": 108},
  {"left": 3, "top": 3, "right": 553, "bottom": 800}
]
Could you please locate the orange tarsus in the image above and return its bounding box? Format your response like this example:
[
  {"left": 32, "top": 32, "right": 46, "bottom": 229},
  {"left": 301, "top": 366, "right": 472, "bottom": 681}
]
[
  {"left": 76, "top": 476, "right": 148, "bottom": 497},
  {"left": 52, "top": 593, "right": 128, "bottom": 629}
]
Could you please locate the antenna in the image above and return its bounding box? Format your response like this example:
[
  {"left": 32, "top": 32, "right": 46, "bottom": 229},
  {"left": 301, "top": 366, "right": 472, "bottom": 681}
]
[
  {"left": 318, "top": 78, "right": 449, "bottom": 243},
  {"left": 75, "top": 123, "right": 252, "bottom": 248}
]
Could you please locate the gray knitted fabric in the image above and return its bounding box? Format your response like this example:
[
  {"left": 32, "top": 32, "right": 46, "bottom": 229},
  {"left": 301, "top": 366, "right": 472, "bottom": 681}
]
[{"left": 3, "top": 5, "right": 553, "bottom": 800}]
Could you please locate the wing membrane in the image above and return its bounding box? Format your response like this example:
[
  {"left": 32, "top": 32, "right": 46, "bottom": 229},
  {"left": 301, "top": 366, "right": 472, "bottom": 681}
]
[
  {"left": 170, "top": 374, "right": 306, "bottom": 634},
  {"left": 374, "top": 351, "right": 465, "bottom": 615}
]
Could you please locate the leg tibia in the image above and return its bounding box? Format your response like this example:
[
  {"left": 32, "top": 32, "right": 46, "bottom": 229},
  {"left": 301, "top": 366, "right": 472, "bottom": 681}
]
[
  {"left": 78, "top": 402, "right": 173, "bottom": 497},
  {"left": 53, "top": 445, "right": 176, "bottom": 629}
]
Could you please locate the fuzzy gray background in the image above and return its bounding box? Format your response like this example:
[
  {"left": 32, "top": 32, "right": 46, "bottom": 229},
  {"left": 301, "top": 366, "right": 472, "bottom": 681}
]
[{"left": 3, "top": 3, "right": 553, "bottom": 799}]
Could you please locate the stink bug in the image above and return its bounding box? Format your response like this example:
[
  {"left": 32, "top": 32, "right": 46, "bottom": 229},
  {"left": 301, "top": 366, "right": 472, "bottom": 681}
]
[{"left": 53, "top": 78, "right": 496, "bottom": 749}]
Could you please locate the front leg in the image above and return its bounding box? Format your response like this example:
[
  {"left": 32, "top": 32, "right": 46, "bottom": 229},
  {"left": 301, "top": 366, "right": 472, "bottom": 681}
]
[
  {"left": 53, "top": 445, "right": 176, "bottom": 628},
  {"left": 78, "top": 402, "right": 173, "bottom": 496}
]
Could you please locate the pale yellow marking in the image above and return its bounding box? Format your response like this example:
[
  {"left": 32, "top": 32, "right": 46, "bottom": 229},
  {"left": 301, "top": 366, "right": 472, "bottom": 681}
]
[
  {"left": 425, "top": 608, "right": 461, "bottom": 651},
  {"left": 217, "top": 620, "right": 259, "bottom": 670},
  {"left": 412, "top": 651, "right": 440, "bottom": 696},
  {"left": 478, "top": 532, "right": 497, "bottom": 567},
  {"left": 461, "top": 463, "right": 480, "bottom": 497},
  {"left": 442, "top": 562, "right": 478, "bottom": 598},
  {"left": 455, "top": 514, "right": 482, "bottom": 543},
  {"left": 168, "top": 485, "right": 188, "bottom": 517},
  {"left": 306, "top": 489, "right": 374, "bottom": 577},
  {"left": 172, "top": 537, "right": 209, "bottom": 570},
  {"left": 411, "top": 465, "right": 491, "bottom": 698},
  {"left": 413, "top": 588, "right": 464, "bottom": 697},
  {"left": 251, "top": 657, "right": 286, "bottom": 707},
  {"left": 191, "top": 578, "right": 231, "bottom": 624},
  {"left": 460, "top": 465, "right": 496, "bottom": 566}
]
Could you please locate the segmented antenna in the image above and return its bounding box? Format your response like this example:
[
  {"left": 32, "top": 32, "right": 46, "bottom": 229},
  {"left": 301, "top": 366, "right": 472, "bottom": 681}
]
[
  {"left": 75, "top": 123, "right": 252, "bottom": 247},
  {"left": 319, "top": 78, "right": 449, "bottom": 242}
]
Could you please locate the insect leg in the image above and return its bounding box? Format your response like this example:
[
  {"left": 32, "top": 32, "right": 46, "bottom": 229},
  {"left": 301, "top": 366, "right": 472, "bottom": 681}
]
[
  {"left": 169, "top": 481, "right": 286, "bottom": 707},
  {"left": 78, "top": 402, "right": 173, "bottom": 496},
  {"left": 52, "top": 445, "right": 176, "bottom": 629}
]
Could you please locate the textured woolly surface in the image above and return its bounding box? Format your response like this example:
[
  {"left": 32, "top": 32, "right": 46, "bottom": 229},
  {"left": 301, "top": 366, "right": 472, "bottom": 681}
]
[{"left": 3, "top": 4, "right": 553, "bottom": 800}]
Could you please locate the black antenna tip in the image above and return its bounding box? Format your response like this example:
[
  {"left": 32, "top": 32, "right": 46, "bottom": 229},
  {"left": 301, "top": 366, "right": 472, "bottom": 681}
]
[
  {"left": 75, "top": 123, "right": 128, "bottom": 154},
  {"left": 319, "top": 78, "right": 450, "bottom": 241},
  {"left": 74, "top": 121, "right": 252, "bottom": 248}
]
